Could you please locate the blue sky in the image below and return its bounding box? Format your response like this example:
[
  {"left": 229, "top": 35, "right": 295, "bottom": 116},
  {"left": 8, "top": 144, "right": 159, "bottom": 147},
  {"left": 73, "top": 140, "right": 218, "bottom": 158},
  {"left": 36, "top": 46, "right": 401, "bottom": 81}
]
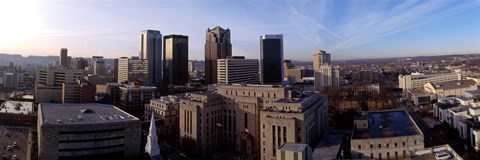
[{"left": 0, "top": 0, "right": 479, "bottom": 61}]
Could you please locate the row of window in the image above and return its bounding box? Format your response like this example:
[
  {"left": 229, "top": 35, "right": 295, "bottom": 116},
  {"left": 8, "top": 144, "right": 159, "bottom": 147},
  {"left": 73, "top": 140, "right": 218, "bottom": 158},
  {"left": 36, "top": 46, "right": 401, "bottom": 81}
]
[{"left": 358, "top": 140, "right": 417, "bottom": 149}]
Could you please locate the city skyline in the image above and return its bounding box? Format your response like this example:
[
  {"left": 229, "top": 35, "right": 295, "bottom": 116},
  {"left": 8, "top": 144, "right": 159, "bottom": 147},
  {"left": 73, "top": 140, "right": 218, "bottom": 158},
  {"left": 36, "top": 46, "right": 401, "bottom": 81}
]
[{"left": 0, "top": 0, "right": 479, "bottom": 61}]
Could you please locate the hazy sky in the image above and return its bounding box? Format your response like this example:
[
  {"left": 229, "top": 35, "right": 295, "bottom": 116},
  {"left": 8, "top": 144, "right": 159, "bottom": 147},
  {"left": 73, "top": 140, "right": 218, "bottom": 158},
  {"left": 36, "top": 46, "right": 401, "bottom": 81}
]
[{"left": 0, "top": 0, "right": 479, "bottom": 61}]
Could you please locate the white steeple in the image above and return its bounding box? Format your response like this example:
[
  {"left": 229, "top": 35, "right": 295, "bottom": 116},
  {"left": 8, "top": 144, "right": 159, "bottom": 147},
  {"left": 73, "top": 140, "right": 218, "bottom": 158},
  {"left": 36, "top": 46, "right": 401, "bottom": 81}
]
[{"left": 145, "top": 113, "right": 161, "bottom": 159}]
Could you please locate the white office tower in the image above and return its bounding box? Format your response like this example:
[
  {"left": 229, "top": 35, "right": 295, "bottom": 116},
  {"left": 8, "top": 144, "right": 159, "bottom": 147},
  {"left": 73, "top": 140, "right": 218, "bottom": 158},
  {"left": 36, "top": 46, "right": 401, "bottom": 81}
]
[
  {"left": 145, "top": 114, "right": 162, "bottom": 160},
  {"left": 217, "top": 56, "right": 259, "bottom": 84},
  {"left": 314, "top": 65, "right": 340, "bottom": 90}
]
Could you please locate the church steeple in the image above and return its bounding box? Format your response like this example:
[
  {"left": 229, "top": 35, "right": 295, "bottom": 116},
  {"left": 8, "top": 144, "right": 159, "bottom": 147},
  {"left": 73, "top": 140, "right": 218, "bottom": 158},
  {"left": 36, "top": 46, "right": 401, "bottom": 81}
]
[{"left": 145, "top": 113, "right": 162, "bottom": 160}]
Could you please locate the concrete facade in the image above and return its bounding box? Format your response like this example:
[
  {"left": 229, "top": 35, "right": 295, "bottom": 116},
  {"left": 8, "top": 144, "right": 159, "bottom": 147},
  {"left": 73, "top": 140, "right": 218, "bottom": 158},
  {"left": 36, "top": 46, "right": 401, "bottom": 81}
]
[
  {"left": 145, "top": 95, "right": 181, "bottom": 136},
  {"left": 217, "top": 56, "right": 259, "bottom": 84},
  {"left": 37, "top": 104, "right": 141, "bottom": 160},
  {"left": 398, "top": 72, "right": 461, "bottom": 91},
  {"left": 178, "top": 84, "right": 328, "bottom": 160}
]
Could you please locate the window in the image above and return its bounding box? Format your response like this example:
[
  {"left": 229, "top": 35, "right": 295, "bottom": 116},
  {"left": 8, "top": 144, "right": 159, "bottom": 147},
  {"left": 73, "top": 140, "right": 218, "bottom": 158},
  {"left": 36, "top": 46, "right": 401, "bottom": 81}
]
[
  {"left": 403, "top": 142, "right": 406, "bottom": 146},
  {"left": 394, "top": 143, "right": 397, "bottom": 147},
  {"left": 358, "top": 145, "right": 361, "bottom": 149},
  {"left": 370, "top": 144, "right": 373, "bottom": 148},
  {"left": 378, "top": 144, "right": 381, "bottom": 148},
  {"left": 414, "top": 140, "right": 417, "bottom": 145},
  {"left": 386, "top": 143, "right": 389, "bottom": 148}
]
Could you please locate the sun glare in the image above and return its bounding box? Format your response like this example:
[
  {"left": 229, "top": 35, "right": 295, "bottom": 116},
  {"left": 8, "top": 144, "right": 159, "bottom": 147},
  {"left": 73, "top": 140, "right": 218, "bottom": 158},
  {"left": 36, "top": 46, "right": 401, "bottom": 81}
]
[{"left": 0, "top": 0, "right": 41, "bottom": 44}]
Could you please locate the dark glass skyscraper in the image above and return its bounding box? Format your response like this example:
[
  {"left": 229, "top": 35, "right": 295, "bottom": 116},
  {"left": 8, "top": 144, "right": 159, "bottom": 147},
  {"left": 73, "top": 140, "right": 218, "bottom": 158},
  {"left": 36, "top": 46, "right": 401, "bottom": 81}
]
[
  {"left": 163, "top": 35, "right": 189, "bottom": 87},
  {"left": 260, "top": 34, "right": 283, "bottom": 84},
  {"left": 204, "top": 26, "right": 232, "bottom": 84},
  {"left": 139, "top": 30, "right": 162, "bottom": 86}
]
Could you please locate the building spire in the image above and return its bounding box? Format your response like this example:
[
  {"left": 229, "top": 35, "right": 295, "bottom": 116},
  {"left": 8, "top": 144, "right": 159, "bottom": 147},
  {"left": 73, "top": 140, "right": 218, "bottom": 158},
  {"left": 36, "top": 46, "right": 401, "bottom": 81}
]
[{"left": 145, "top": 113, "right": 162, "bottom": 160}]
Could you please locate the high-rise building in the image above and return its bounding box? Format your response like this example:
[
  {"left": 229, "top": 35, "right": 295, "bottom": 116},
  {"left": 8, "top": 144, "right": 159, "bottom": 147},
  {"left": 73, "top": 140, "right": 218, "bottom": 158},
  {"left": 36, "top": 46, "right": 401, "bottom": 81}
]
[
  {"left": 2, "top": 73, "right": 20, "bottom": 88},
  {"left": 37, "top": 103, "right": 141, "bottom": 160},
  {"left": 217, "top": 56, "right": 259, "bottom": 84},
  {"left": 188, "top": 60, "right": 195, "bottom": 73},
  {"left": 205, "top": 26, "right": 232, "bottom": 84},
  {"left": 119, "top": 83, "right": 157, "bottom": 120},
  {"left": 114, "top": 58, "right": 119, "bottom": 81},
  {"left": 139, "top": 30, "right": 162, "bottom": 86},
  {"left": 117, "top": 57, "right": 149, "bottom": 84},
  {"left": 75, "top": 58, "right": 88, "bottom": 70},
  {"left": 313, "top": 50, "right": 331, "bottom": 70},
  {"left": 163, "top": 34, "right": 189, "bottom": 87},
  {"left": 60, "top": 48, "right": 68, "bottom": 67},
  {"left": 35, "top": 67, "right": 84, "bottom": 103},
  {"left": 314, "top": 65, "right": 340, "bottom": 90},
  {"left": 92, "top": 56, "right": 105, "bottom": 76},
  {"left": 260, "top": 34, "right": 283, "bottom": 84},
  {"left": 178, "top": 84, "right": 328, "bottom": 159}
]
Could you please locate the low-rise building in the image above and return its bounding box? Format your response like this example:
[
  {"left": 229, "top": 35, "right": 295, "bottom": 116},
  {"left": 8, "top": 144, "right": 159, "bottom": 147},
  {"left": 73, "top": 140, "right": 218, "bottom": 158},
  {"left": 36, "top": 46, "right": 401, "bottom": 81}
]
[
  {"left": 276, "top": 143, "right": 312, "bottom": 160},
  {"left": 37, "top": 103, "right": 141, "bottom": 160},
  {"left": 145, "top": 94, "right": 181, "bottom": 136},
  {"left": 406, "top": 89, "right": 437, "bottom": 106},
  {"left": 424, "top": 80, "right": 478, "bottom": 98},
  {"left": 351, "top": 109, "right": 424, "bottom": 159}
]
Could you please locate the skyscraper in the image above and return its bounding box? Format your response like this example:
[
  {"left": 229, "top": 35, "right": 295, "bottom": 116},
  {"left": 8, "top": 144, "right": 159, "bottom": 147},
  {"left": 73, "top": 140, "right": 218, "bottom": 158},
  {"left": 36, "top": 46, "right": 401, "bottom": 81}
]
[
  {"left": 75, "top": 58, "right": 88, "bottom": 70},
  {"left": 205, "top": 26, "right": 232, "bottom": 84},
  {"left": 313, "top": 50, "right": 331, "bottom": 70},
  {"left": 260, "top": 34, "right": 283, "bottom": 84},
  {"left": 163, "top": 35, "right": 188, "bottom": 87},
  {"left": 92, "top": 56, "right": 105, "bottom": 75},
  {"left": 60, "top": 48, "right": 68, "bottom": 67},
  {"left": 139, "top": 30, "right": 162, "bottom": 86}
]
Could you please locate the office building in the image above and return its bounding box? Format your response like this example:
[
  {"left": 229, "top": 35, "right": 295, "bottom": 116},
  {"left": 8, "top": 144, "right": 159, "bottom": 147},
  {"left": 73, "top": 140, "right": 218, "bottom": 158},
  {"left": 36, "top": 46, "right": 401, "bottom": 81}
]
[
  {"left": 398, "top": 72, "right": 461, "bottom": 91},
  {"left": 60, "top": 48, "right": 68, "bottom": 67},
  {"left": 424, "top": 80, "right": 478, "bottom": 98},
  {"left": 139, "top": 30, "right": 162, "bottom": 86},
  {"left": 217, "top": 56, "right": 259, "bottom": 84},
  {"left": 205, "top": 26, "right": 232, "bottom": 84},
  {"left": 106, "top": 83, "right": 124, "bottom": 107},
  {"left": 313, "top": 50, "right": 330, "bottom": 70},
  {"left": 260, "top": 34, "right": 283, "bottom": 84},
  {"left": 145, "top": 95, "right": 181, "bottom": 136},
  {"left": 75, "top": 57, "right": 88, "bottom": 70},
  {"left": 62, "top": 79, "right": 96, "bottom": 104},
  {"left": 92, "top": 56, "right": 105, "bottom": 76},
  {"left": 188, "top": 60, "right": 195, "bottom": 73},
  {"left": 2, "top": 72, "right": 20, "bottom": 88},
  {"left": 351, "top": 109, "right": 424, "bottom": 159},
  {"left": 114, "top": 58, "right": 119, "bottom": 82},
  {"left": 84, "top": 75, "right": 115, "bottom": 85},
  {"left": 119, "top": 83, "right": 157, "bottom": 120},
  {"left": 117, "top": 57, "right": 149, "bottom": 84},
  {"left": 35, "top": 67, "right": 84, "bottom": 103},
  {"left": 276, "top": 143, "right": 312, "bottom": 160},
  {"left": 314, "top": 65, "right": 340, "bottom": 90},
  {"left": 178, "top": 84, "right": 328, "bottom": 159},
  {"left": 38, "top": 103, "right": 141, "bottom": 160},
  {"left": 163, "top": 34, "right": 189, "bottom": 86}
]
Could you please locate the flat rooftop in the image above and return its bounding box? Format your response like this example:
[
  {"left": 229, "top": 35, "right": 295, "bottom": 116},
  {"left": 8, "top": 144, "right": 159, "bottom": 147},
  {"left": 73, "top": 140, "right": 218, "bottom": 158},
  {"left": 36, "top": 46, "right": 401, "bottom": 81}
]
[
  {"left": 0, "top": 101, "right": 34, "bottom": 115},
  {"left": 39, "top": 103, "right": 139, "bottom": 125},
  {"left": 312, "top": 130, "right": 343, "bottom": 160},
  {"left": 353, "top": 110, "right": 421, "bottom": 139},
  {"left": 278, "top": 143, "right": 309, "bottom": 152}
]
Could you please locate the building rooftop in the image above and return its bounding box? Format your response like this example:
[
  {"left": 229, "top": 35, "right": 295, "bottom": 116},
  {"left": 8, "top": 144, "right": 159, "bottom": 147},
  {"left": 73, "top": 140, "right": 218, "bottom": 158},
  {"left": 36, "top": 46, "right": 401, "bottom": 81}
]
[
  {"left": 429, "top": 80, "right": 477, "bottom": 90},
  {"left": 465, "top": 89, "right": 480, "bottom": 95},
  {"left": 278, "top": 143, "right": 309, "bottom": 152},
  {"left": 353, "top": 110, "right": 421, "bottom": 139},
  {"left": 312, "top": 130, "right": 343, "bottom": 160},
  {"left": 39, "top": 103, "right": 139, "bottom": 125},
  {"left": 0, "top": 101, "right": 34, "bottom": 115},
  {"left": 449, "top": 106, "right": 470, "bottom": 113},
  {"left": 0, "top": 126, "right": 32, "bottom": 160}
]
